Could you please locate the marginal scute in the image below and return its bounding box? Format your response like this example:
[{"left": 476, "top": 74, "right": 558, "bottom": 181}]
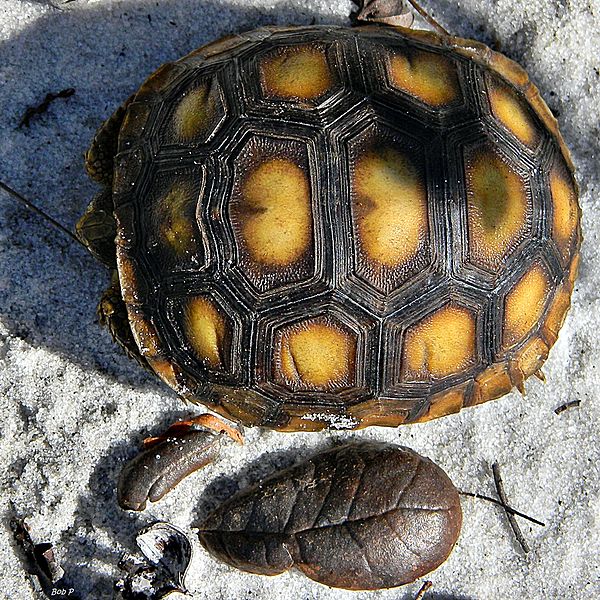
[
  {"left": 544, "top": 282, "right": 572, "bottom": 341},
  {"left": 185, "top": 34, "right": 245, "bottom": 60},
  {"left": 465, "top": 145, "right": 530, "bottom": 272},
  {"left": 183, "top": 296, "right": 230, "bottom": 370},
  {"left": 289, "top": 413, "right": 333, "bottom": 432},
  {"left": 352, "top": 146, "right": 428, "bottom": 267},
  {"left": 488, "top": 76, "right": 541, "bottom": 148},
  {"left": 127, "top": 308, "right": 161, "bottom": 359},
  {"left": 348, "top": 399, "right": 410, "bottom": 428},
  {"left": 513, "top": 336, "right": 549, "bottom": 381},
  {"left": 275, "top": 318, "right": 357, "bottom": 391},
  {"left": 485, "top": 49, "right": 531, "bottom": 89},
  {"left": 502, "top": 264, "right": 550, "bottom": 351},
  {"left": 135, "top": 62, "right": 185, "bottom": 102},
  {"left": 118, "top": 102, "right": 152, "bottom": 153},
  {"left": 165, "top": 78, "right": 225, "bottom": 144},
  {"left": 212, "top": 385, "right": 276, "bottom": 427},
  {"left": 117, "top": 253, "right": 147, "bottom": 305},
  {"left": 386, "top": 47, "right": 461, "bottom": 106},
  {"left": 415, "top": 383, "right": 469, "bottom": 422},
  {"left": 472, "top": 364, "right": 513, "bottom": 405},
  {"left": 402, "top": 304, "right": 477, "bottom": 381},
  {"left": 259, "top": 43, "right": 334, "bottom": 102},
  {"left": 146, "top": 356, "right": 187, "bottom": 396},
  {"left": 550, "top": 158, "right": 580, "bottom": 266}
]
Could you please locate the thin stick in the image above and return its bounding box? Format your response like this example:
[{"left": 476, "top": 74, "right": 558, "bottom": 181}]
[
  {"left": 0, "top": 179, "right": 84, "bottom": 247},
  {"left": 554, "top": 400, "right": 580, "bottom": 415},
  {"left": 405, "top": 0, "right": 450, "bottom": 35},
  {"left": 491, "top": 463, "right": 530, "bottom": 553},
  {"left": 459, "top": 491, "right": 545, "bottom": 526},
  {"left": 414, "top": 580, "right": 433, "bottom": 600}
]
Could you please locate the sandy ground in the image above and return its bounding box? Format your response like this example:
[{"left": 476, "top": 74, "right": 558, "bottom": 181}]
[{"left": 0, "top": 0, "right": 599, "bottom": 598}]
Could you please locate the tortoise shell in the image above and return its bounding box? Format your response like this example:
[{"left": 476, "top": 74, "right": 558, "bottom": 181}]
[{"left": 106, "top": 24, "right": 580, "bottom": 431}]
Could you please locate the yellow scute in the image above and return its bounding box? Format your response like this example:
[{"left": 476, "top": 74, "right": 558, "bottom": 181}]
[
  {"left": 158, "top": 181, "right": 197, "bottom": 255},
  {"left": 277, "top": 321, "right": 356, "bottom": 390},
  {"left": 550, "top": 165, "right": 578, "bottom": 264},
  {"left": 489, "top": 79, "right": 539, "bottom": 148},
  {"left": 235, "top": 158, "right": 312, "bottom": 266},
  {"left": 183, "top": 297, "right": 228, "bottom": 369},
  {"left": 169, "top": 80, "right": 221, "bottom": 142},
  {"left": 402, "top": 304, "right": 476, "bottom": 380},
  {"left": 503, "top": 264, "right": 549, "bottom": 350},
  {"left": 353, "top": 147, "right": 427, "bottom": 267},
  {"left": 260, "top": 45, "right": 333, "bottom": 100},
  {"left": 387, "top": 49, "right": 460, "bottom": 106},
  {"left": 466, "top": 148, "right": 529, "bottom": 270}
]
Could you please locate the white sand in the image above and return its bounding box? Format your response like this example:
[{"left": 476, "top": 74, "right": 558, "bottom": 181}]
[{"left": 0, "top": 0, "right": 598, "bottom": 598}]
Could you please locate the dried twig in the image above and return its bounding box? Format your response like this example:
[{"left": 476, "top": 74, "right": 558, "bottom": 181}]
[
  {"left": 18, "top": 88, "right": 75, "bottom": 128},
  {"left": 414, "top": 580, "right": 433, "bottom": 600},
  {"left": 459, "top": 491, "right": 545, "bottom": 526},
  {"left": 0, "top": 179, "right": 84, "bottom": 247},
  {"left": 405, "top": 0, "right": 450, "bottom": 34},
  {"left": 554, "top": 400, "right": 581, "bottom": 415},
  {"left": 491, "top": 463, "right": 530, "bottom": 553}
]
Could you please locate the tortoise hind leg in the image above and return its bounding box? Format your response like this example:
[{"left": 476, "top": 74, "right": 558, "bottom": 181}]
[{"left": 99, "top": 271, "right": 150, "bottom": 371}]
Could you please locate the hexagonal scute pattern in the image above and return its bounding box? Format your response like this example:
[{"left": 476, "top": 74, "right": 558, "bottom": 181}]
[
  {"left": 549, "top": 155, "right": 580, "bottom": 267},
  {"left": 111, "top": 24, "right": 580, "bottom": 430},
  {"left": 258, "top": 43, "right": 337, "bottom": 103},
  {"left": 161, "top": 76, "right": 227, "bottom": 146},
  {"left": 401, "top": 303, "right": 478, "bottom": 382},
  {"left": 464, "top": 144, "right": 532, "bottom": 273},
  {"left": 228, "top": 134, "right": 316, "bottom": 293},
  {"left": 142, "top": 167, "right": 207, "bottom": 271},
  {"left": 181, "top": 295, "right": 232, "bottom": 371},
  {"left": 273, "top": 316, "right": 357, "bottom": 392},
  {"left": 347, "top": 123, "right": 430, "bottom": 294},
  {"left": 487, "top": 74, "right": 542, "bottom": 150},
  {"left": 385, "top": 45, "right": 462, "bottom": 107},
  {"left": 501, "top": 262, "right": 552, "bottom": 352}
]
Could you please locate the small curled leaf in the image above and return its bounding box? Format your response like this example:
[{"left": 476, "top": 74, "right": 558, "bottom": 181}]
[
  {"left": 352, "top": 0, "right": 415, "bottom": 27},
  {"left": 118, "top": 414, "right": 242, "bottom": 511},
  {"left": 198, "top": 441, "right": 462, "bottom": 590}
]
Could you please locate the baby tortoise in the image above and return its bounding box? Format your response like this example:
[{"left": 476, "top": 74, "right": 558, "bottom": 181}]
[{"left": 77, "top": 0, "right": 581, "bottom": 431}]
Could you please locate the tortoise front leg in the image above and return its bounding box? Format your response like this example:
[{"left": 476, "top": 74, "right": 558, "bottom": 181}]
[
  {"left": 76, "top": 187, "right": 117, "bottom": 267},
  {"left": 84, "top": 95, "right": 135, "bottom": 185},
  {"left": 80, "top": 95, "right": 149, "bottom": 368},
  {"left": 77, "top": 94, "right": 136, "bottom": 266}
]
